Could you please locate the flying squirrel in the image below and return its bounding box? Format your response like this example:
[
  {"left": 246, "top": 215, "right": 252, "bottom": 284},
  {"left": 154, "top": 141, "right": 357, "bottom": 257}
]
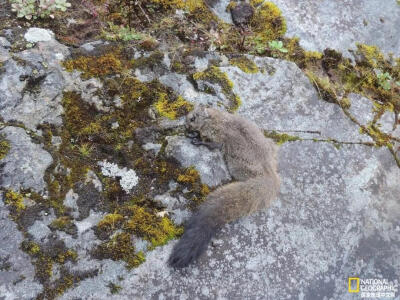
[{"left": 168, "top": 105, "right": 280, "bottom": 268}]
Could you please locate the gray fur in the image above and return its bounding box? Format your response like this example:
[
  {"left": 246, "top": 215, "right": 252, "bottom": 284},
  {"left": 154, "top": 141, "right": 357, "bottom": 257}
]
[{"left": 169, "top": 106, "right": 280, "bottom": 268}]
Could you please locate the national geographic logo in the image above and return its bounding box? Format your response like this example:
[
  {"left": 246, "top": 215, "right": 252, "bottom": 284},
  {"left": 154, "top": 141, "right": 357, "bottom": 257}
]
[{"left": 348, "top": 277, "right": 398, "bottom": 298}]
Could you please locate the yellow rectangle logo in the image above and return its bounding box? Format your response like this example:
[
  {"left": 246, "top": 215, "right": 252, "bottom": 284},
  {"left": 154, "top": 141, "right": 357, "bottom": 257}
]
[{"left": 349, "top": 278, "right": 360, "bottom": 293}]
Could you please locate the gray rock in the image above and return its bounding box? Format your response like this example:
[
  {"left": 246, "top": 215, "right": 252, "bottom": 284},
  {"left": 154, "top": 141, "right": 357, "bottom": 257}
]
[
  {"left": 24, "top": 28, "right": 55, "bottom": 43},
  {"left": 0, "top": 45, "right": 10, "bottom": 62},
  {"left": 62, "top": 51, "right": 399, "bottom": 299},
  {"left": 159, "top": 73, "right": 221, "bottom": 107},
  {"left": 212, "top": 0, "right": 400, "bottom": 56},
  {"left": 165, "top": 135, "right": 231, "bottom": 187},
  {"left": 0, "top": 193, "right": 43, "bottom": 299},
  {"left": 0, "top": 38, "right": 69, "bottom": 131},
  {"left": 63, "top": 74, "right": 105, "bottom": 111},
  {"left": 142, "top": 142, "right": 162, "bottom": 154},
  {"left": 0, "top": 37, "right": 11, "bottom": 49},
  {"left": 348, "top": 93, "right": 400, "bottom": 139},
  {"left": 63, "top": 133, "right": 400, "bottom": 300},
  {"left": 225, "top": 56, "right": 371, "bottom": 142},
  {"left": 80, "top": 40, "right": 106, "bottom": 52},
  {"left": 208, "top": 0, "right": 232, "bottom": 23},
  {"left": 0, "top": 126, "right": 53, "bottom": 193},
  {"left": 274, "top": 0, "right": 400, "bottom": 56},
  {"left": 27, "top": 211, "right": 55, "bottom": 242},
  {"left": 154, "top": 192, "right": 191, "bottom": 225}
]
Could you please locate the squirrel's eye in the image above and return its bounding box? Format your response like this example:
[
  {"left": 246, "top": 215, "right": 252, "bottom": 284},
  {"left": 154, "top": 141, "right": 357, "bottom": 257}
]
[{"left": 190, "top": 116, "right": 196, "bottom": 122}]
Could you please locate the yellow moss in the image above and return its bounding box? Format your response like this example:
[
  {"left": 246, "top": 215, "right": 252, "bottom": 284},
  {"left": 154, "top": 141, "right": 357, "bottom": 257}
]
[
  {"left": 63, "top": 52, "right": 123, "bottom": 79},
  {"left": 305, "top": 51, "right": 323, "bottom": 61},
  {"left": 36, "top": 256, "right": 53, "bottom": 280},
  {"left": 154, "top": 94, "right": 194, "bottom": 120},
  {"left": 183, "top": 0, "right": 219, "bottom": 23},
  {"left": 356, "top": 43, "right": 385, "bottom": 68},
  {"left": 23, "top": 241, "right": 41, "bottom": 255},
  {"left": 250, "top": 0, "right": 264, "bottom": 6},
  {"left": 150, "top": 0, "right": 185, "bottom": 8},
  {"left": 98, "top": 213, "right": 124, "bottom": 232},
  {"left": 360, "top": 123, "right": 392, "bottom": 147},
  {"left": 232, "top": 95, "right": 242, "bottom": 112},
  {"left": 229, "top": 56, "right": 259, "bottom": 74},
  {"left": 250, "top": 1, "right": 287, "bottom": 42},
  {"left": 124, "top": 205, "right": 182, "bottom": 248},
  {"left": 177, "top": 167, "right": 200, "bottom": 184},
  {"left": 0, "top": 139, "right": 10, "bottom": 160},
  {"left": 4, "top": 190, "right": 25, "bottom": 212},
  {"left": 226, "top": 1, "right": 238, "bottom": 11},
  {"left": 56, "top": 249, "right": 78, "bottom": 264},
  {"left": 200, "top": 184, "right": 210, "bottom": 196},
  {"left": 340, "top": 97, "right": 351, "bottom": 109},
  {"left": 94, "top": 232, "right": 145, "bottom": 269}
]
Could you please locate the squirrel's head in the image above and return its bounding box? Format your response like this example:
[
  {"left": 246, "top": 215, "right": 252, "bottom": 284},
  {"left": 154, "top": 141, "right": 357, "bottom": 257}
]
[{"left": 185, "top": 105, "right": 210, "bottom": 132}]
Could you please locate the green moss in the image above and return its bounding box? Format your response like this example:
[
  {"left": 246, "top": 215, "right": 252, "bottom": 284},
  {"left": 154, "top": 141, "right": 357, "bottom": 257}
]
[
  {"left": 0, "top": 139, "right": 10, "bottom": 160},
  {"left": 229, "top": 56, "right": 259, "bottom": 74},
  {"left": 63, "top": 52, "right": 123, "bottom": 79},
  {"left": 93, "top": 232, "right": 145, "bottom": 269},
  {"left": 250, "top": 1, "right": 287, "bottom": 43},
  {"left": 4, "top": 190, "right": 26, "bottom": 213},
  {"left": 124, "top": 205, "right": 183, "bottom": 248},
  {"left": 193, "top": 66, "right": 241, "bottom": 111},
  {"left": 264, "top": 131, "right": 301, "bottom": 145},
  {"left": 154, "top": 94, "right": 194, "bottom": 120}
]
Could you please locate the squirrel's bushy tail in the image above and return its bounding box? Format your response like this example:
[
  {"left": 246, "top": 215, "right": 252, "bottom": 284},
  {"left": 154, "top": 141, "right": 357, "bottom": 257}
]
[{"left": 168, "top": 175, "right": 279, "bottom": 268}]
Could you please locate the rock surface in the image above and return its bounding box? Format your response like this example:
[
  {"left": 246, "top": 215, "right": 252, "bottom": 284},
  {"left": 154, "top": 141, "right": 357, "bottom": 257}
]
[
  {"left": 212, "top": 0, "right": 400, "bottom": 56},
  {"left": 0, "top": 193, "right": 43, "bottom": 299},
  {"left": 165, "top": 135, "right": 231, "bottom": 187},
  {"left": 1, "top": 2, "right": 400, "bottom": 298},
  {"left": 0, "top": 126, "right": 52, "bottom": 193}
]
